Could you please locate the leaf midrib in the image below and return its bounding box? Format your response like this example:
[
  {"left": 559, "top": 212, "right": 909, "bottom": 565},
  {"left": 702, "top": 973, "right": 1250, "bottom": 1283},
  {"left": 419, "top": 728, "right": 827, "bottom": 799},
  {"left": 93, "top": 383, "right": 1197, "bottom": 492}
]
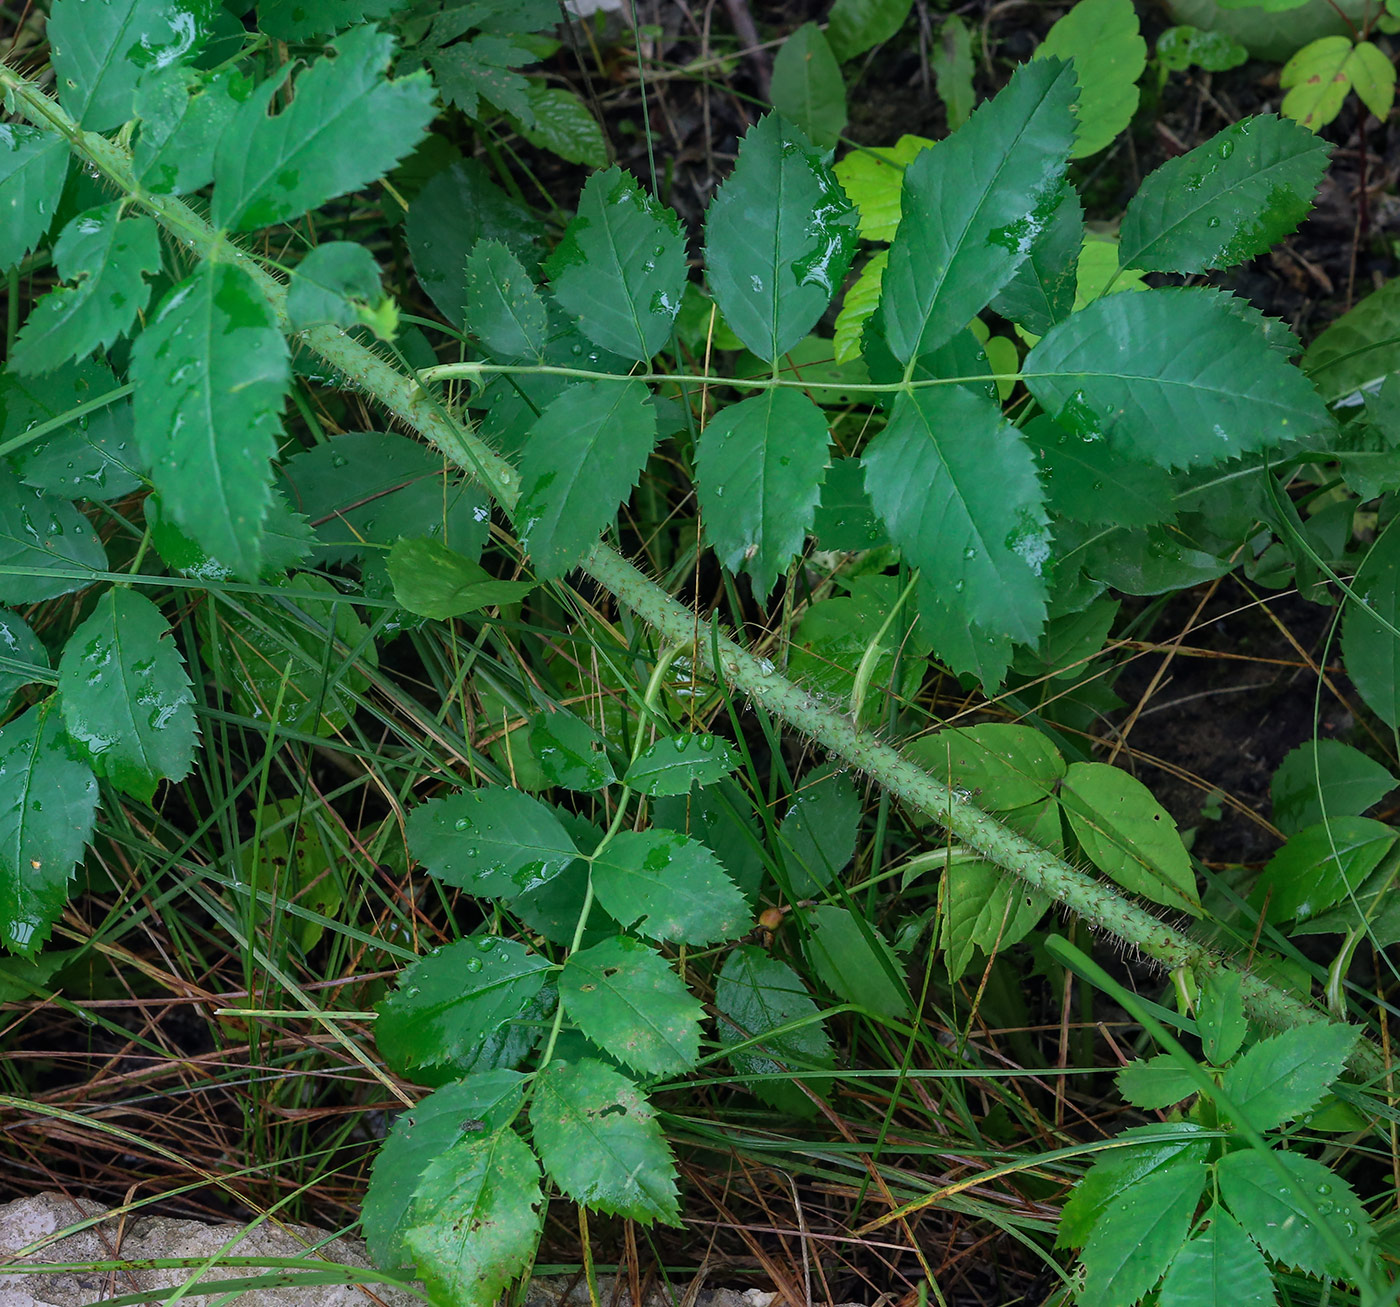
[
  {"left": 901, "top": 62, "right": 1071, "bottom": 355},
  {"left": 59, "top": 3, "right": 143, "bottom": 126},
  {"left": 1123, "top": 130, "right": 1327, "bottom": 269}
]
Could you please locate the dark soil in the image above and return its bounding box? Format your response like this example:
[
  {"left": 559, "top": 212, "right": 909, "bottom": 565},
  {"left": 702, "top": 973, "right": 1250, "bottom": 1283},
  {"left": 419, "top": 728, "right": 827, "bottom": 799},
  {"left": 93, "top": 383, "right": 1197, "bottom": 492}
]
[{"left": 1110, "top": 581, "right": 1356, "bottom": 866}]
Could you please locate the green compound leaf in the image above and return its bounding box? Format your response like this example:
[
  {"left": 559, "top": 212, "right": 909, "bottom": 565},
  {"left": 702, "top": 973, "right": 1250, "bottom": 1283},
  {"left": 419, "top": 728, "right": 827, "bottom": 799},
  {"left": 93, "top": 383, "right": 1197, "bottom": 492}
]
[
  {"left": 1158, "top": 1208, "right": 1276, "bottom": 1307},
  {"left": 826, "top": 0, "right": 913, "bottom": 61},
  {"left": 624, "top": 732, "right": 740, "bottom": 796},
  {"left": 0, "top": 358, "right": 143, "bottom": 502},
  {"left": 1282, "top": 37, "right": 1349, "bottom": 125},
  {"left": 560, "top": 936, "right": 703, "bottom": 1075},
  {"left": 546, "top": 168, "right": 687, "bottom": 363},
  {"left": 1061, "top": 761, "right": 1201, "bottom": 915},
  {"left": 1305, "top": 277, "right": 1400, "bottom": 403},
  {"left": 286, "top": 241, "right": 385, "bottom": 333},
  {"left": 1027, "top": 413, "right": 1176, "bottom": 529},
  {"left": 510, "top": 860, "right": 594, "bottom": 948},
  {"left": 1032, "top": 0, "right": 1146, "bottom": 159},
  {"left": 804, "top": 904, "right": 910, "bottom": 1019},
  {"left": 517, "top": 380, "right": 657, "bottom": 581},
  {"left": 1251, "top": 816, "right": 1397, "bottom": 924},
  {"left": 466, "top": 239, "right": 548, "bottom": 363},
  {"left": 715, "top": 944, "right": 833, "bottom": 1118},
  {"left": 430, "top": 34, "right": 538, "bottom": 121},
  {"left": 148, "top": 488, "right": 312, "bottom": 582},
  {"left": 363, "top": 1072, "right": 526, "bottom": 1269},
  {"left": 696, "top": 388, "right": 831, "bottom": 599},
  {"left": 212, "top": 25, "right": 436, "bottom": 232},
  {"left": 1348, "top": 40, "right": 1397, "bottom": 121},
  {"left": 0, "top": 610, "right": 48, "bottom": 713},
  {"left": 1081, "top": 524, "right": 1231, "bottom": 599},
  {"left": 918, "top": 596, "right": 1017, "bottom": 690},
  {"left": 198, "top": 577, "right": 375, "bottom": 736},
  {"left": 1023, "top": 288, "right": 1333, "bottom": 469},
  {"left": 1058, "top": 1123, "right": 1213, "bottom": 1250},
  {"left": 56, "top": 588, "right": 196, "bottom": 804},
  {"left": 1295, "top": 856, "right": 1400, "bottom": 947},
  {"left": 907, "top": 723, "right": 1066, "bottom": 811},
  {"left": 788, "top": 576, "right": 923, "bottom": 725},
  {"left": 1221, "top": 1022, "right": 1358, "bottom": 1133},
  {"left": 832, "top": 251, "right": 887, "bottom": 364},
  {"left": 511, "top": 84, "right": 607, "bottom": 168},
  {"left": 257, "top": 0, "right": 406, "bottom": 40},
  {"left": 0, "top": 126, "right": 70, "bottom": 271},
  {"left": 406, "top": 787, "right": 580, "bottom": 900},
  {"left": 861, "top": 384, "right": 1049, "bottom": 644},
  {"left": 131, "top": 261, "right": 290, "bottom": 581},
  {"left": 278, "top": 431, "right": 488, "bottom": 569},
  {"left": 0, "top": 697, "right": 99, "bottom": 956},
  {"left": 1217, "top": 1148, "right": 1372, "bottom": 1277},
  {"left": 48, "top": 0, "right": 209, "bottom": 133},
  {"left": 941, "top": 855, "right": 1052, "bottom": 982},
  {"left": 1271, "top": 739, "right": 1395, "bottom": 835},
  {"left": 1115, "top": 1055, "right": 1200, "bottom": 1110},
  {"left": 591, "top": 828, "right": 749, "bottom": 944},
  {"left": 1281, "top": 37, "right": 1391, "bottom": 131},
  {"left": 832, "top": 133, "right": 932, "bottom": 243},
  {"left": 0, "top": 948, "right": 76, "bottom": 1003},
  {"left": 991, "top": 182, "right": 1083, "bottom": 337},
  {"left": 778, "top": 767, "right": 860, "bottom": 897},
  {"left": 876, "top": 57, "right": 1077, "bottom": 364},
  {"left": 529, "top": 711, "right": 615, "bottom": 792},
  {"left": 1018, "top": 596, "right": 1118, "bottom": 683},
  {"left": 932, "top": 14, "right": 975, "bottom": 129},
  {"left": 941, "top": 807, "right": 1056, "bottom": 980},
  {"left": 403, "top": 1127, "right": 543, "bottom": 1306},
  {"left": 652, "top": 782, "right": 765, "bottom": 906},
  {"left": 704, "top": 114, "right": 858, "bottom": 362},
  {"left": 1342, "top": 524, "right": 1400, "bottom": 728},
  {"left": 0, "top": 467, "right": 108, "bottom": 604},
  {"left": 406, "top": 159, "right": 543, "bottom": 328},
  {"left": 1117, "top": 115, "right": 1329, "bottom": 273},
  {"left": 387, "top": 537, "right": 533, "bottom": 621},
  {"left": 1078, "top": 1160, "right": 1207, "bottom": 1307},
  {"left": 530, "top": 1059, "right": 681, "bottom": 1225},
  {"left": 1074, "top": 232, "right": 1148, "bottom": 309},
  {"left": 12, "top": 205, "right": 162, "bottom": 375},
  {"left": 770, "top": 24, "right": 847, "bottom": 149},
  {"left": 375, "top": 937, "right": 551, "bottom": 1078},
  {"left": 1156, "top": 26, "right": 1249, "bottom": 75},
  {"left": 1198, "top": 970, "right": 1248, "bottom": 1065},
  {"left": 133, "top": 65, "right": 247, "bottom": 196}
]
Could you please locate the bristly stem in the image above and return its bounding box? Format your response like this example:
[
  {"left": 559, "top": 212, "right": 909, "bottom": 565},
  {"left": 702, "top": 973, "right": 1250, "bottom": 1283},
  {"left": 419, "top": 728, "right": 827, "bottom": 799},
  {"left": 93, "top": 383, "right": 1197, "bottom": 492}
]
[
  {"left": 1, "top": 63, "right": 1381, "bottom": 1078},
  {"left": 418, "top": 359, "right": 1017, "bottom": 393}
]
